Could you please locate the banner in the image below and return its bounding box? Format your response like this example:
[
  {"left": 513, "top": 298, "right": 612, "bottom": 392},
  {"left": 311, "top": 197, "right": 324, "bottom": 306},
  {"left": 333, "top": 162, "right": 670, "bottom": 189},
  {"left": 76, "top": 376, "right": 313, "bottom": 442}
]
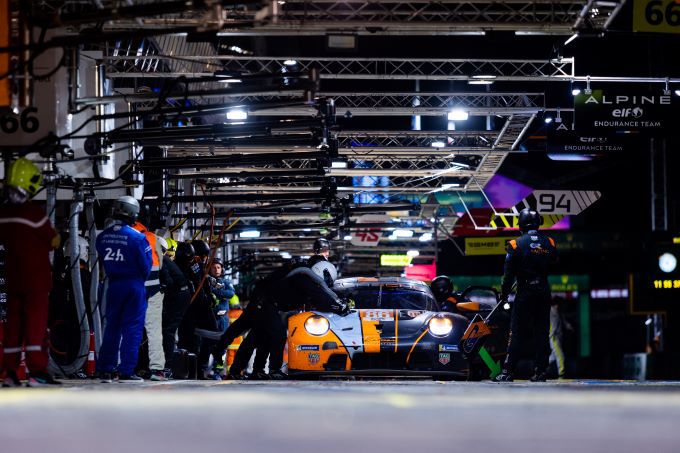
[
  {"left": 633, "top": 0, "right": 680, "bottom": 34},
  {"left": 575, "top": 89, "right": 676, "bottom": 134},
  {"left": 547, "top": 128, "right": 632, "bottom": 154},
  {"left": 465, "top": 237, "right": 512, "bottom": 256}
]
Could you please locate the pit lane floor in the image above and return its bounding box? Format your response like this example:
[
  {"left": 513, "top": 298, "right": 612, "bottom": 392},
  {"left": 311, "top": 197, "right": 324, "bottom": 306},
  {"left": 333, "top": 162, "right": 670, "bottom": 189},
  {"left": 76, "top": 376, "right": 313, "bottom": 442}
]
[{"left": 1, "top": 379, "right": 679, "bottom": 453}]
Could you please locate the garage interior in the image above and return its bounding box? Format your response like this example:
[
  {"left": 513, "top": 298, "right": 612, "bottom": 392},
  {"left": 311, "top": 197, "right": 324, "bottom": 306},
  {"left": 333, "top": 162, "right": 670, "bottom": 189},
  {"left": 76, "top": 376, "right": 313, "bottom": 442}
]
[{"left": 1, "top": 1, "right": 680, "bottom": 452}]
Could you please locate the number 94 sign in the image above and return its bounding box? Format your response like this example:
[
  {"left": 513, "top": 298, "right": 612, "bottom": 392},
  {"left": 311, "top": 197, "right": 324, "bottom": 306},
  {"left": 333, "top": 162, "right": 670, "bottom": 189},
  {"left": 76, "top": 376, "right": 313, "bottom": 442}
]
[{"left": 634, "top": 0, "right": 680, "bottom": 33}]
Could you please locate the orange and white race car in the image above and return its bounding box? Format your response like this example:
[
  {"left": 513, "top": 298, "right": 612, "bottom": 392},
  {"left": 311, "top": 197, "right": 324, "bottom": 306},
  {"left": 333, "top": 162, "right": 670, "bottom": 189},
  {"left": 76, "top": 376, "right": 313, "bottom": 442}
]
[{"left": 286, "top": 277, "right": 504, "bottom": 379}]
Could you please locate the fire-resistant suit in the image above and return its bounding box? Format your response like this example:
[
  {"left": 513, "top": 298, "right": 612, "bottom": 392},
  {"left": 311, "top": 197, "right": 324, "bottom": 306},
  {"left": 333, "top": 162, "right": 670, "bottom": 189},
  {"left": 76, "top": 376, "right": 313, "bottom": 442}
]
[
  {"left": 500, "top": 230, "right": 558, "bottom": 377},
  {"left": 96, "top": 222, "right": 152, "bottom": 376},
  {"left": 0, "top": 201, "right": 58, "bottom": 376}
]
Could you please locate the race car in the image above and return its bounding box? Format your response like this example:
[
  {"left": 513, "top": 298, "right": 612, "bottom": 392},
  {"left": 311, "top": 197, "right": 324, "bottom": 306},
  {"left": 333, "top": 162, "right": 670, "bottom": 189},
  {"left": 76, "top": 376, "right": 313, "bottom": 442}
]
[{"left": 286, "top": 277, "right": 507, "bottom": 379}]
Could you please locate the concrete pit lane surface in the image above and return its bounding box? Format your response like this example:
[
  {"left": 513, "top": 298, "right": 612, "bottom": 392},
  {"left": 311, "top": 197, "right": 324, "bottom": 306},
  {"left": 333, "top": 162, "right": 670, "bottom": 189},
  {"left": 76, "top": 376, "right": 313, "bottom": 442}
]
[{"left": 1, "top": 380, "right": 679, "bottom": 453}]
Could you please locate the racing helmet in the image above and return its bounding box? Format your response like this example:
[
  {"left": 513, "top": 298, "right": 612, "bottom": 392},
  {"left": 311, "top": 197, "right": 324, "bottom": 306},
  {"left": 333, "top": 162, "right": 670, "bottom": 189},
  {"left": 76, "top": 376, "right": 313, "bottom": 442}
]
[
  {"left": 313, "top": 237, "right": 331, "bottom": 254},
  {"left": 191, "top": 239, "right": 210, "bottom": 258},
  {"left": 113, "top": 196, "right": 140, "bottom": 222},
  {"left": 430, "top": 275, "right": 453, "bottom": 302},
  {"left": 311, "top": 260, "right": 338, "bottom": 286},
  {"left": 6, "top": 157, "right": 42, "bottom": 197},
  {"left": 518, "top": 208, "right": 541, "bottom": 232},
  {"left": 175, "top": 242, "right": 195, "bottom": 264}
]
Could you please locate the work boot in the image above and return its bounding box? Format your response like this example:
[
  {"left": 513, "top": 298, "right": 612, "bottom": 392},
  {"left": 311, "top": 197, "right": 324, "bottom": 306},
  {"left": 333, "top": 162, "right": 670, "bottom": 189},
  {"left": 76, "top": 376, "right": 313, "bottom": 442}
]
[
  {"left": 530, "top": 369, "right": 547, "bottom": 382},
  {"left": 100, "top": 372, "right": 119, "bottom": 383},
  {"left": 27, "top": 371, "right": 62, "bottom": 387},
  {"left": 493, "top": 369, "right": 514, "bottom": 382},
  {"left": 149, "top": 370, "right": 167, "bottom": 381},
  {"left": 118, "top": 373, "right": 144, "bottom": 382},
  {"left": 247, "top": 370, "right": 270, "bottom": 381},
  {"left": 2, "top": 370, "right": 22, "bottom": 388},
  {"left": 225, "top": 370, "right": 247, "bottom": 380},
  {"left": 268, "top": 371, "right": 288, "bottom": 380}
]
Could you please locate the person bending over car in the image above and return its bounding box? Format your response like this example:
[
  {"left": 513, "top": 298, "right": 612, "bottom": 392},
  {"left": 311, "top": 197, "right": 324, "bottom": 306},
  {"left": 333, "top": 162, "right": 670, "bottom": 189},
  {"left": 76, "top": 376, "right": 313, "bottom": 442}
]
[{"left": 216, "top": 260, "right": 348, "bottom": 380}]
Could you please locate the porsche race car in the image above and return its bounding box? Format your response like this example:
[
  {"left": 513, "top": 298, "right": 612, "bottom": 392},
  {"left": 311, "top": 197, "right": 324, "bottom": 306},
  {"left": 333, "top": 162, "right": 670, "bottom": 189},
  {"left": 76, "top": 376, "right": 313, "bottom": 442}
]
[{"left": 286, "top": 277, "right": 508, "bottom": 380}]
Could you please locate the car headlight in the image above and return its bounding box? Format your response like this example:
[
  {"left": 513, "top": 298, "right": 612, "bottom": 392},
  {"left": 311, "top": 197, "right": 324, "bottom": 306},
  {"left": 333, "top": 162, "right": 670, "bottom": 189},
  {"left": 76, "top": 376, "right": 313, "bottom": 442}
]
[
  {"left": 304, "top": 315, "right": 330, "bottom": 336},
  {"left": 428, "top": 316, "right": 453, "bottom": 336}
]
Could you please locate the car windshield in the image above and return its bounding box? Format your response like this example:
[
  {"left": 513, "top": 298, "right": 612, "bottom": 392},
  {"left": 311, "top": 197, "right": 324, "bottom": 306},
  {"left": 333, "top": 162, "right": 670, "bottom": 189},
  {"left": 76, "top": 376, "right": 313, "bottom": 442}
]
[{"left": 336, "top": 285, "right": 439, "bottom": 311}]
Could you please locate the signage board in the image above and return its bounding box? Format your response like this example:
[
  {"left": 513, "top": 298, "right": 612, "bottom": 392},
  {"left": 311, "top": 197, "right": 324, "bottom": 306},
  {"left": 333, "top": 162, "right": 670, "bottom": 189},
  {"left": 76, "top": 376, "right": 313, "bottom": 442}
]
[
  {"left": 380, "top": 254, "right": 413, "bottom": 267},
  {"left": 633, "top": 0, "right": 680, "bottom": 34},
  {"left": 351, "top": 214, "right": 390, "bottom": 247},
  {"left": 465, "top": 237, "right": 511, "bottom": 256},
  {"left": 547, "top": 128, "right": 633, "bottom": 154},
  {"left": 575, "top": 89, "right": 676, "bottom": 134}
]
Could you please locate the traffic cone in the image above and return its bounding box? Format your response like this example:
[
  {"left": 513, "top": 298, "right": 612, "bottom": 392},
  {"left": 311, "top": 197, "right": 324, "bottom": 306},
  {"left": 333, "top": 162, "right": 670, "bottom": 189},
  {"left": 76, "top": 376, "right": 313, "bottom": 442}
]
[
  {"left": 85, "top": 331, "right": 96, "bottom": 377},
  {"left": 16, "top": 351, "right": 27, "bottom": 380}
]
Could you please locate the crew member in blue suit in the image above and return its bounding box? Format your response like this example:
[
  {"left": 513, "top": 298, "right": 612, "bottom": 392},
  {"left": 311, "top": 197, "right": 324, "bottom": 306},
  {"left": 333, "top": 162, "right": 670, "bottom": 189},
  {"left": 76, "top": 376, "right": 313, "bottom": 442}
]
[{"left": 96, "top": 196, "right": 153, "bottom": 382}]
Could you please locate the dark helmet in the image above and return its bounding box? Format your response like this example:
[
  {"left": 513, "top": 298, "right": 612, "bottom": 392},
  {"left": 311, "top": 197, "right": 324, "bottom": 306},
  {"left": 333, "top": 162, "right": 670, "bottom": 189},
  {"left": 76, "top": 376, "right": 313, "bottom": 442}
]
[
  {"left": 175, "top": 242, "right": 195, "bottom": 264},
  {"left": 430, "top": 275, "right": 453, "bottom": 303},
  {"left": 313, "top": 237, "right": 331, "bottom": 254},
  {"left": 191, "top": 239, "right": 210, "bottom": 257},
  {"left": 518, "top": 208, "right": 541, "bottom": 232},
  {"left": 211, "top": 257, "right": 223, "bottom": 266}
]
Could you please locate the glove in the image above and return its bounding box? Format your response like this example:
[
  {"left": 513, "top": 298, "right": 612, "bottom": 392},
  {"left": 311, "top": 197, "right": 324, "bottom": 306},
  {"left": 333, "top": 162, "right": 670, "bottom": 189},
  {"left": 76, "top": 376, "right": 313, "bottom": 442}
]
[
  {"left": 330, "top": 298, "right": 350, "bottom": 316},
  {"left": 208, "top": 276, "right": 218, "bottom": 288},
  {"left": 323, "top": 269, "right": 334, "bottom": 288}
]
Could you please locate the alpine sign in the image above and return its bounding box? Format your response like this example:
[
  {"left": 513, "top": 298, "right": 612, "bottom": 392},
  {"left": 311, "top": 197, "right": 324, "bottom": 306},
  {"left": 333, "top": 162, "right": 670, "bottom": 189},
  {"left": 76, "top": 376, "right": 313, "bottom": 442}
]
[{"left": 575, "top": 89, "right": 676, "bottom": 134}]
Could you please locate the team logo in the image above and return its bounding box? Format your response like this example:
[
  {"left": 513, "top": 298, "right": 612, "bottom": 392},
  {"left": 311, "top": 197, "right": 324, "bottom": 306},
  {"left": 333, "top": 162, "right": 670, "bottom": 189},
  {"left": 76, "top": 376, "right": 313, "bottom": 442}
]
[
  {"left": 438, "top": 344, "right": 459, "bottom": 352},
  {"left": 308, "top": 353, "right": 320, "bottom": 365},
  {"left": 438, "top": 353, "right": 451, "bottom": 365}
]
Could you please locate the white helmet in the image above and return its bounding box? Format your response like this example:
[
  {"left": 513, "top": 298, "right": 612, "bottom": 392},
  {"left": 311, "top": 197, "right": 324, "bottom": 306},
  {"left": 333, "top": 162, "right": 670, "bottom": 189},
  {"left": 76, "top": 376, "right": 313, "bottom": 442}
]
[
  {"left": 311, "top": 260, "right": 338, "bottom": 286},
  {"left": 113, "top": 196, "right": 140, "bottom": 220}
]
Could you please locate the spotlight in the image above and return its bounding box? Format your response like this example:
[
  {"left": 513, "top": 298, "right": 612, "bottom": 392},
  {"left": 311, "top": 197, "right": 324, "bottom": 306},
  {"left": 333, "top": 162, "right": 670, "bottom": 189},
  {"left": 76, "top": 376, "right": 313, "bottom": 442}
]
[
  {"left": 447, "top": 109, "right": 469, "bottom": 121},
  {"left": 226, "top": 109, "right": 248, "bottom": 120},
  {"left": 572, "top": 88, "right": 581, "bottom": 96},
  {"left": 544, "top": 117, "right": 553, "bottom": 124}
]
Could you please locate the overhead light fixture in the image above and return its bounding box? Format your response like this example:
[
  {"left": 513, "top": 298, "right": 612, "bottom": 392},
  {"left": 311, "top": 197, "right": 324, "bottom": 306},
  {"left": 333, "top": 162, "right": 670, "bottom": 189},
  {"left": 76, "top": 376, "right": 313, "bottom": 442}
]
[
  {"left": 564, "top": 33, "right": 579, "bottom": 46},
  {"left": 419, "top": 233, "right": 433, "bottom": 242},
  {"left": 544, "top": 116, "right": 553, "bottom": 124},
  {"left": 394, "top": 229, "right": 414, "bottom": 238},
  {"left": 303, "top": 228, "right": 312, "bottom": 232},
  {"left": 217, "top": 78, "right": 242, "bottom": 84},
  {"left": 431, "top": 141, "right": 446, "bottom": 148},
  {"left": 343, "top": 235, "right": 352, "bottom": 241},
  {"left": 440, "top": 177, "right": 460, "bottom": 190},
  {"left": 468, "top": 79, "right": 494, "bottom": 85},
  {"left": 675, "top": 89, "right": 680, "bottom": 96},
  {"left": 407, "top": 250, "right": 420, "bottom": 257},
  {"left": 572, "top": 88, "right": 581, "bottom": 96},
  {"left": 280, "top": 252, "right": 292, "bottom": 259},
  {"left": 331, "top": 158, "right": 348, "bottom": 169},
  {"left": 327, "top": 34, "right": 357, "bottom": 50},
  {"left": 226, "top": 109, "right": 248, "bottom": 120},
  {"left": 447, "top": 109, "right": 469, "bottom": 121},
  {"left": 239, "top": 230, "right": 260, "bottom": 238},
  {"left": 283, "top": 59, "right": 297, "bottom": 66}
]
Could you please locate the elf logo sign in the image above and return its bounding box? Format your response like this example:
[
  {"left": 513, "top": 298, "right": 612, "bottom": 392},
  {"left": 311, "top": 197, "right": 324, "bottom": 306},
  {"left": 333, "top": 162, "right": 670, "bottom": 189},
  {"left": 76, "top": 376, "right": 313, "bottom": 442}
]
[{"left": 575, "top": 90, "right": 675, "bottom": 133}]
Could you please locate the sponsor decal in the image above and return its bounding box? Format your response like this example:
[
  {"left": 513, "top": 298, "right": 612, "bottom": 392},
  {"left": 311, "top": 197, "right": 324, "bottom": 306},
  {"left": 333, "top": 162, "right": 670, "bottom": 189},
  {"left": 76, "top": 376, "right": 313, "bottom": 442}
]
[
  {"left": 439, "top": 353, "right": 451, "bottom": 365},
  {"left": 361, "top": 310, "right": 394, "bottom": 321},
  {"left": 308, "top": 353, "right": 320, "bottom": 365},
  {"left": 297, "top": 345, "right": 320, "bottom": 351},
  {"left": 438, "top": 344, "right": 459, "bottom": 352}
]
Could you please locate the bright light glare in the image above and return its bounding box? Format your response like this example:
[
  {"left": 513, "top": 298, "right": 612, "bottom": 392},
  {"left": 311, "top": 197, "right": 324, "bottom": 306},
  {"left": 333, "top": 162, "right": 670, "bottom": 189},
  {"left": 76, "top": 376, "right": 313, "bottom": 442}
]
[
  {"left": 343, "top": 235, "right": 352, "bottom": 241},
  {"left": 431, "top": 141, "right": 446, "bottom": 148},
  {"left": 283, "top": 59, "right": 297, "bottom": 66},
  {"left": 659, "top": 253, "right": 677, "bottom": 273},
  {"left": 468, "top": 79, "right": 494, "bottom": 85},
  {"left": 239, "top": 230, "right": 260, "bottom": 238},
  {"left": 407, "top": 250, "right": 419, "bottom": 257},
  {"left": 419, "top": 233, "right": 432, "bottom": 242},
  {"left": 280, "top": 252, "right": 292, "bottom": 259},
  {"left": 304, "top": 315, "right": 330, "bottom": 336},
  {"left": 572, "top": 88, "right": 581, "bottom": 96},
  {"left": 447, "top": 109, "right": 469, "bottom": 121},
  {"left": 394, "top": 229, "right": 414, "bottom": 238},
  {"left": 675, "top": 90, "right": 680, "bottom": 96},
  {"left": 388, "top": 234, "right": 397, "bottom": 240},
  {"left": 226, "top": 109, "right": 248, "bottom": 120},
  {"left": 544, "top": 117, "right": 553, "bottom": 124},
  {"left": 331, "top": 160, "right": 348, "bottom": 169},
  {"left": 428, "top": 316, "right": 453, "bottom": 336}
]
